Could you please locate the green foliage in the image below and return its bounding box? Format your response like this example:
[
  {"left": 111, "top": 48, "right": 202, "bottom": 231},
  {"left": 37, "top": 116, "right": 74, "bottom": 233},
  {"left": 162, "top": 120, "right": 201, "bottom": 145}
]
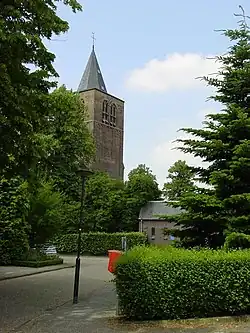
[
  {"left": 166, "top": 10, "right": 250, "bottom": 247},
  {"left": 83, "top": 165, "right": 161, "bottom": 233},
  {"left": 0, "top": 0, "right": 82, "bottom": 177},
  {"left": 54, "top": 232, "right": 147, "bottom": 255},
  {"left": 163, "top": 160, "right": 195, "bottom": 201},
  {"left": 224, "top": 232, "right": 250, "bottom": 250},
  {"left": 115, "top": 246, "right": 250, "bottom": 320},
  {"left": 8, "top": 248, "right": 63, "bottom": 267},
  {"left": 124, "top": 164, "right": 162, "bottom": 231},
  {"left": 0, "top": 177, "right": 30, "bottom": 264},
  {"left": 84, "top": 172, "right": 126, "bottom": 232},
  {"left": 41, "top": 86, "right": 95, "bottom": 200},
  {"left": 21, "top": 248, "right": 59, "bottom": 261},
  {"left": 0, "top": 0, "right": 86, "bottom": 261},
  {"left": 12, "top": 258, "right": 63, "bottom": 268},
  {"left": 27, "top": 180, "right": 65, "bottom": 246}
]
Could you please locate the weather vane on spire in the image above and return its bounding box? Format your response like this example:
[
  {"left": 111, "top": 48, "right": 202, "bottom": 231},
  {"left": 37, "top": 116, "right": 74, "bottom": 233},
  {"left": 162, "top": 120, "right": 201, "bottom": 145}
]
[{"left": 91, "top": 32, "right": 96, "bottom": 50}]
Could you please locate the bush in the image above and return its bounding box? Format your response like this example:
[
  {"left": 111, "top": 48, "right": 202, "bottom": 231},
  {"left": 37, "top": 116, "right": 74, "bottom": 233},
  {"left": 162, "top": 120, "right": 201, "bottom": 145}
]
[
  {"left": 11, "top": 248, "right": 63, "bottom": 267},
  {"left": 224, "top": 232, "right": 250, "bottom": 250},
  {"left": 54, "top": 232, "right": 147, "bottom": 255},
  {"left": 12, "top": 258, "right": 63, "bottom": 268},
  {"left": 0, "top": 177, "right": 30, "bottom": 265},
  {"left": 0, "top": 230, "right": 29, "bottom": 265},
  {"left": 28, "top": 180, "right": 65, "bottom": 246},
  {"left": 115, "top": 246, "right": 250, "bottom": 320}
]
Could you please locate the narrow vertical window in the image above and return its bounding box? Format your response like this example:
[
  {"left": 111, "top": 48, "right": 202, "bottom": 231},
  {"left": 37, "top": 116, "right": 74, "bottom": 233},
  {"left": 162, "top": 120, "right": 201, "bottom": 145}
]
[
  {"left": 102, "top": 100, "right": 109, "bottom": 123},
  {"left": 110, "top": 104, "right": 116, "bottom": 127}
]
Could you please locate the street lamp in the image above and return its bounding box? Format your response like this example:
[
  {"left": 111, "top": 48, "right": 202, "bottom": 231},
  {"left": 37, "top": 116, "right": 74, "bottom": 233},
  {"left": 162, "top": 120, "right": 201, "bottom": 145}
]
[{"left": 73, "top": 165, "right": 93, "bottom": 305}]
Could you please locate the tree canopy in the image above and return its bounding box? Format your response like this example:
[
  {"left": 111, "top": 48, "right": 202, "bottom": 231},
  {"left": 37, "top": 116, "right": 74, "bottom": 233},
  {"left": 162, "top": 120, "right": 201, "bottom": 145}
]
[
  {"left": 163, "top": 160, "right": 195, "bottom": 201},
  {"left": 168, "top": 8, "right": 250, "bottom": 247},
  {"left": 0, "top": 0, "right": 82, "bottom": 177},
  {"left": 83, "top": 165, "right": 161, "bottom": 233}
]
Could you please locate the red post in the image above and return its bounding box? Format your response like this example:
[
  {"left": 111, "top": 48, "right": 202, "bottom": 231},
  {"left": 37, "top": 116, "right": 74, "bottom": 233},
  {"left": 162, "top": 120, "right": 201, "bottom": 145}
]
[{"left": 108, "top": 250, "right": 122, "bottom": 273}]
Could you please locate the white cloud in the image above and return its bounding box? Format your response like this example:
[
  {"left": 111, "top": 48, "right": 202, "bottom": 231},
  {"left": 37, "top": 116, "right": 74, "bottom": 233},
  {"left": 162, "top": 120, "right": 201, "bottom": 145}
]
[
  {"left": 150, "top": 132, "right": 210, "bottom": 188},
  {"left": 126, "top": 53, "right": 220, "bottom": 92}
]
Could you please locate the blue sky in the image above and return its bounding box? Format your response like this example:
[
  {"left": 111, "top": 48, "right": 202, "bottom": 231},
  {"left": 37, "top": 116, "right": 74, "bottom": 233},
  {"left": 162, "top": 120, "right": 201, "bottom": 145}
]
[{"left": 47, "top": 0, "right": 250, "bottom": 187}]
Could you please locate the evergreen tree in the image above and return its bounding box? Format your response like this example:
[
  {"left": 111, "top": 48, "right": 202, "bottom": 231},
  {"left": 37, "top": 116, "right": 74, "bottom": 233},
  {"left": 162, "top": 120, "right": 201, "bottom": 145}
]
[
  {"left": 168, "top": 7, "right": 250, "bottom": 247},
  {"left": 163, "top": 160, "right": 195, "bottom": 201}
]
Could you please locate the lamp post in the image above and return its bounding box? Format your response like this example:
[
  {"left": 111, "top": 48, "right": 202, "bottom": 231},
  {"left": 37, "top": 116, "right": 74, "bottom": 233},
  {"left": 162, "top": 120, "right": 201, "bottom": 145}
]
[{"left": 73, "top": 165, "right": 93, "bottom": 305}]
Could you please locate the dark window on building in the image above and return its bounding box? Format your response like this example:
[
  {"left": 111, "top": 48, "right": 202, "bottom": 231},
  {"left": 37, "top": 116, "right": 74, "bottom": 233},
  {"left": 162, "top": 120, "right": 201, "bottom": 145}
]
[
  {"left": 151, "top": 227, "right": 155, "bottom": 239},
  {"left": 102, "top": 100, "right": 109, "bottom": 124},
  {"left": 110, "top": 104, "right": 116, "bottom": 127}
]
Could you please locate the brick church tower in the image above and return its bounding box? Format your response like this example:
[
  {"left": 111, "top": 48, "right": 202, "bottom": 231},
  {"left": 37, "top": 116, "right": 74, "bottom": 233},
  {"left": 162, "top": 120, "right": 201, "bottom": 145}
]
[{"left": 77, "top": 44, "right": 124, "bottom": 180}]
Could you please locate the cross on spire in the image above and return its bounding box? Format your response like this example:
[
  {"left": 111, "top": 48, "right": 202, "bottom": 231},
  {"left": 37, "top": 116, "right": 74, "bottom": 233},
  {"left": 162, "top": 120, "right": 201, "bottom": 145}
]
[{"left": 91, "top": 32, "right": 96, "bottom": 50}]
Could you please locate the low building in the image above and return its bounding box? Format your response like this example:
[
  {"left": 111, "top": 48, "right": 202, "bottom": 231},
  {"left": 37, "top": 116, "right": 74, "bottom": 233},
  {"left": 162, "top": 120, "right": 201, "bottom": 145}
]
[{"left": 139, "top": 200, "right": 181, "bottom": 244}]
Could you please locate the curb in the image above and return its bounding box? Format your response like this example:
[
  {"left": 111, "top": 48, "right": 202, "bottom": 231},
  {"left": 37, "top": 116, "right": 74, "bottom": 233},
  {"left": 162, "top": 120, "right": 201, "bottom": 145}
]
[{"left": 0, "top": 264, "right": 75, "bottom": 281}]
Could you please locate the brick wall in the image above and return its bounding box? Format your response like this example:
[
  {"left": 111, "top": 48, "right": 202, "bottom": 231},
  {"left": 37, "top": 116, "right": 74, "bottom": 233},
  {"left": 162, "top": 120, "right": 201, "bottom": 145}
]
[{"left": 80, "top": 89, "right": 124, "bottom": 180}]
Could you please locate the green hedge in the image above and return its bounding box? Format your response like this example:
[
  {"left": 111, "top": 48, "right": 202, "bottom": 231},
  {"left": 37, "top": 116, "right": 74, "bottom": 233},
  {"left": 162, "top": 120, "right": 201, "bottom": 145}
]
[
  {"left": 12, "top": 258, "right": 63, "bottom": 268},
  {"left": 224, "top": 232, "right": 250, "bottom": 250},
  {"left": 115, "top": 246, "right": 250, "bottom": 320},
  {"left": 54, "top": 232, "right": 147, "bottom": 255}
]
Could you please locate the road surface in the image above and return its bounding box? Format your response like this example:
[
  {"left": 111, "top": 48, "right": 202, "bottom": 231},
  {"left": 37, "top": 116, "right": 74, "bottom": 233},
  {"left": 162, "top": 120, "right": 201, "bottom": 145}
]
[{"left": 0, "top": 256, "right": 111, "bottom": 333}]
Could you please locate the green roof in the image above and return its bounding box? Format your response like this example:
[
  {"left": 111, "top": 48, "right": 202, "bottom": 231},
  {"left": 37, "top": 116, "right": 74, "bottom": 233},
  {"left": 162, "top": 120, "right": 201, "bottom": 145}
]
[{"left": 78, "top": 46, "right": 107, "bottom": 93}]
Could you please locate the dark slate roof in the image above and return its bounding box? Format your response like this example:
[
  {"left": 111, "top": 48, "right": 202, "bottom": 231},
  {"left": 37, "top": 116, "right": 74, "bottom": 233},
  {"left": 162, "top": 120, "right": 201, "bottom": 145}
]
[
  {"left": 139, "top": 201, "right": 182, "bottom": 220},
  {"left": 77, "top": 47, "right": 107, "bottom": 93}
]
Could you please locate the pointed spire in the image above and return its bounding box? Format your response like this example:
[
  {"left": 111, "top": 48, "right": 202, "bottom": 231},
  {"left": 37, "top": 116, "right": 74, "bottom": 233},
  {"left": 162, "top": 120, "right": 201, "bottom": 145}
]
[{"left": 77, "top": 36, "right": 107, "bottom": 93}]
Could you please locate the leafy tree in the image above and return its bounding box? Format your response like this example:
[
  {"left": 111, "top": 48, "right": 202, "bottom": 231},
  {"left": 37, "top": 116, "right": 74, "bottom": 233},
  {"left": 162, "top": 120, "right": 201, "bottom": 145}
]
[
  {"left": 168, "top": 8, "right": 250, "bottom": 247},
  {"left": 0, "top": 1, "right": 85, "bottom": 256},
  {"left": 40, "top": 86, "right": 95, "bottom": 201},
  {"left": 84, "top": 172, "right": 126, "bottom": 232},
  {"left": 0, "top": 177, "right": 30, "bottom": 263},
  {"left": 0, "top": 0, "right": 82, "bottom": 177},
  {"left": 27, "top": 180, "right": 65, "bottom": 246},
  {"left": 163, "top": 160, "right": 195, "bottom": 201},
  {"left": 124, "top": 164, "right": 162, "bottom": 231}
]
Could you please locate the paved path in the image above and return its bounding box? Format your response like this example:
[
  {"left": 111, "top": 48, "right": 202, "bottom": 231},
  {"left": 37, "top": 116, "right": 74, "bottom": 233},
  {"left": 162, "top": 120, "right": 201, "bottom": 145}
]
[
  {"left": 0, "top": 262, "right": 74, "bottom": 281},
  {"left": 0, "top": 256, "right": 111, "bottom": 333},
  {"left": 11, "top": 282, "right": 250, "bottom": 333}
]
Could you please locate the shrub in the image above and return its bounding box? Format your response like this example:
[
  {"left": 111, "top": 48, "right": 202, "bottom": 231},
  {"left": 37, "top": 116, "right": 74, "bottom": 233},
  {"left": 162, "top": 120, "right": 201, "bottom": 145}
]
[
  {"left": 28, "top": 180, "right": 65, "bottom": 246},
  {"left": 54, "top": 232, "right": 147, "bottom": 255},
  {"left": 115, "top": 246, "right": 250, "bottom": 320},
  {"left": 11, "top": 248, "right": 63, "bottom": 267},
  {"left": 224, "top": 232, "right": 250, "bottom": 250},
  {"left": 0, "top": 230, "right": 29, "bottom": 265},
  {"left": 12, "top": 258, "right": 63, "bottom": 268},
  {"left": 0, "top": 177, "right": 30, "bottom": 265}
]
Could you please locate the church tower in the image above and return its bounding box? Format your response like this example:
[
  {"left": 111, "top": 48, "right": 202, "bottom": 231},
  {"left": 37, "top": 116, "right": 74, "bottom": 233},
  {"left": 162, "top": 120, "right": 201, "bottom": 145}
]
[{"left": 78, "top": 43, "right": 124, "bottom": 180}]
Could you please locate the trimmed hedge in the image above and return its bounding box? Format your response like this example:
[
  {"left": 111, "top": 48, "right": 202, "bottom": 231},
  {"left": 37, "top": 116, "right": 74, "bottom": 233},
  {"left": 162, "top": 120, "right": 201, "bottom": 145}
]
[
  {"left": 224, "top": 232, "right": 250, "bottom": 250},
  {"left": 115, "top": 246, "right": 250, "bottom": 320},
  {"left": 54, "top": 232, "right": 147, "bottom": 255},
  {"left": 12, "top": 258, "right": 63, "bottom": 268}
]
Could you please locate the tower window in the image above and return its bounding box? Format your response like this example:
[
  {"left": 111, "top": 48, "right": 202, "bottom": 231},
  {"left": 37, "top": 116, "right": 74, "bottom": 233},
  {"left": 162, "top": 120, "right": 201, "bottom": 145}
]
[
  {"left": 102, "top": 100, "right": 109, "bottom": 124},
  {"left": 110, "top": 104, "right": 116, "bottom": 127}
]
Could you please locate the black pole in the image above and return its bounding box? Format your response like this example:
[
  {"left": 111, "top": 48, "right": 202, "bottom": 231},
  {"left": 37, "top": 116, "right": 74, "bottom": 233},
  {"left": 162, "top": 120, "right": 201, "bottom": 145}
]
[{"left": 73, "top": 175, "right": 85, "bottom": 304}]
